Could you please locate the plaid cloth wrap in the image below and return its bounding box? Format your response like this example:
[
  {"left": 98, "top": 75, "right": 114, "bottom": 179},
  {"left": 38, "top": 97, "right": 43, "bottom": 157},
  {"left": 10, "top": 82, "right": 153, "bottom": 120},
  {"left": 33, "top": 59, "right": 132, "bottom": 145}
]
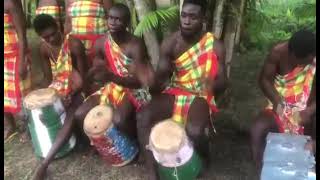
[
  {"left": 92, "top": 34, "right": 151, "bottom": 111},
  {"left": 265, "top": 58, "right": 316, "bottom": 134},
  {"left": 163, "top": 32, "right": 219, "bottom": 124},
  {"left": 48, "top": 34, "right": 73, "bottom": 97},
  {"left": 36, "top": 6, "right": 62, "bottom": 20},
  {"left": 4, "top": 13, "right": 32, "bottom": 113},
  {"left": 68, "top": 1, "right": 107, "bottom": 35}
]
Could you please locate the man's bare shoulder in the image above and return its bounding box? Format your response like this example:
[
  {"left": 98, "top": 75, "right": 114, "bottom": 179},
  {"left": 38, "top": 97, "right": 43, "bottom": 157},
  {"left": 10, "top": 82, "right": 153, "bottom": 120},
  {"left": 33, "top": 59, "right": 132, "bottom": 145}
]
[
  {"left": 39, "top": 42, "right": 50, "bottom": 57},
  {"left": 267, "top": 42, "right": 288, "bottom": 63},
  {"left": 162, "top": 31, "right": 179, "bottom": 47},
  {"left": 128, "top": 34, "right": 145, "bottom": 49}
]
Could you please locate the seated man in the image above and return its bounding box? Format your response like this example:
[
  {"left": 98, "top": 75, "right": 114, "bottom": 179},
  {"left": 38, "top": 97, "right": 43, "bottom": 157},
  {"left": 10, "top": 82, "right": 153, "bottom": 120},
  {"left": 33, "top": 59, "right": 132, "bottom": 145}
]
[
  {"left": 33, "top": 14, "right": 88, "bottom": 180},
  {"left": 250, "top": 30, "right": 316, "bottom": 174},
  {"left": 74, "top": 4, "right": 152, "bottom": 142},
  {"left": 136, "top": 0, "right": 227, "bottom": 179}
]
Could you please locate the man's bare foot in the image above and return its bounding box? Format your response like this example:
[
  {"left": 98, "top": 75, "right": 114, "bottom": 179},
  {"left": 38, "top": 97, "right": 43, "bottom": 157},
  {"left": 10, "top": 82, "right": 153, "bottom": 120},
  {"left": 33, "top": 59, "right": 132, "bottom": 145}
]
[{"left": 19, "top": 131, "right": 29, "bottom": 143}]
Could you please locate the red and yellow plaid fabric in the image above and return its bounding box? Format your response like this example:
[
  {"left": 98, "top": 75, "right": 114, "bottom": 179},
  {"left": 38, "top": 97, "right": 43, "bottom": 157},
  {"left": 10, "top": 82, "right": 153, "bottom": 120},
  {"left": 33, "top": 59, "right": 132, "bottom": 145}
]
[
  {"left": 36, "top": 6, "right": 61, "bottom": 20},
  {"left": 48, "top": 35, "right": 73, "bottom": 97},
  {"left": 4, "top": 13, "right": 32, "bottom": 113},
  {"left": 68, "top": 1, "right": 107, "bottom": 35},
  {"left": 91, "top": 34, "right": 151, "bottom": 111},
  {"left": 163, "top": 32, "right": 219, "bottom": 124},
  {"left": 266, "top": 58, "right": 316, "bottom": 134}
]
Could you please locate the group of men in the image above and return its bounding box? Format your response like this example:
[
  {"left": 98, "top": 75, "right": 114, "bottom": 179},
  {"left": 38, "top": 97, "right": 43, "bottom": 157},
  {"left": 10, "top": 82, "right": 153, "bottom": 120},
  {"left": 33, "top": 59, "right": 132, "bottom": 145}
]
[{"left": 4, "top": 0, "right": 316, "bottom": 180}]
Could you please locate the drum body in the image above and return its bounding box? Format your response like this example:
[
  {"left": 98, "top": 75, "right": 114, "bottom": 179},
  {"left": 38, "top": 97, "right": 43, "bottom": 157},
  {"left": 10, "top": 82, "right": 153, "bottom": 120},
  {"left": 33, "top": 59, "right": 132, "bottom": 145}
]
[
  {"left": 84, "top": 105, "right": 138, "bottom": 167},
  {"left": 24, "top": 88, "right": 76, "bottom": 159},
  {"left": 261, "top": 133, "right": 316, "bottom": 180},
  {"left": 149, "top": 120, "right": 202, "bottom": 180}
]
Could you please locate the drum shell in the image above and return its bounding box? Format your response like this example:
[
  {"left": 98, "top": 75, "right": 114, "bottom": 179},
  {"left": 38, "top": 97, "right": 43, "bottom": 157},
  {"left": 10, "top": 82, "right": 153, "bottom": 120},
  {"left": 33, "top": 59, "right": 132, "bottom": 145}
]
[
  {"left": 26, "top": 98, "right": 76, "bottom": 159},
  {"left": 89, "top": 124, "right": 139, "bottom": 167},
  {"left": 158, "top": 151, "right": 202, "bottom": 180},
  {"left": 150, "top": 133, "right": 202, "bottom": 179}
]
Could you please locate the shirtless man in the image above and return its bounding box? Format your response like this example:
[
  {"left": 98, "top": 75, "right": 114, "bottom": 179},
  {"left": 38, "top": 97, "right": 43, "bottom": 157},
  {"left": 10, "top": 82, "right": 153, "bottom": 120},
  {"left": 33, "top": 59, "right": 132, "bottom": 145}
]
[
  {"left": 4, "top": 0, "right": 32, "bottom": 142},
  {"left": 74, "top": 3, "right": 152, "bottom": 144},
  {"left": 251, "top": 30, "right": 316, "bottom": 174},
  {"left": 33, "top": 14, "right": 88, "bottom": 180},
  {"left": 36, "top": 0, "right": 64, "bottom": 32},
  {"left": 136, "top": 0, "right": 227, "bottom": 179}
]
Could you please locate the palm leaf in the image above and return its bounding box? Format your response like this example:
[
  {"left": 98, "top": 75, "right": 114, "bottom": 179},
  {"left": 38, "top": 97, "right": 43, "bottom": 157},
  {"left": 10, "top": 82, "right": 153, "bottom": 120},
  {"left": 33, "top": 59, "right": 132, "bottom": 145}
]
[{"left": 134, "top": 5, "right": 179, "bottom": 37}]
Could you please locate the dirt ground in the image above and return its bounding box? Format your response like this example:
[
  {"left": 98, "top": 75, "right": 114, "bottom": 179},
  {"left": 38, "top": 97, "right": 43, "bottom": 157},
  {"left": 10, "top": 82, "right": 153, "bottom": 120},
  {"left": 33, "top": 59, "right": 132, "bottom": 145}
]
[{"left": 4, "top": 31, "right": 267, "bottom": 180}]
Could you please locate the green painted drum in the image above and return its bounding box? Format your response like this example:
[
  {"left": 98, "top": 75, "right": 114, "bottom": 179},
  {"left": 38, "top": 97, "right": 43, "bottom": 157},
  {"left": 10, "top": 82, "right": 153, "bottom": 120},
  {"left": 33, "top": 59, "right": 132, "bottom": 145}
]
[
  {"left": 149, "top": 120, "right": 202, "bottom": 180},
  {"left": 24, "top": 88, "right": 76, "bottom": 159}
]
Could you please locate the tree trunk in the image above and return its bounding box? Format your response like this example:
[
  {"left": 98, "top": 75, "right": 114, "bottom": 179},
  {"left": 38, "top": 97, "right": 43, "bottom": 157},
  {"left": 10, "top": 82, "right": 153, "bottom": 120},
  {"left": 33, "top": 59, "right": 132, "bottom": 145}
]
[
  {"left": 234, "top": 0, "right": 246, "bottom": 46},
  {"left": 212, "top": 0, "right": 226, "bottom": 39},
  {"left": 133, "top": 0, "right": 160, "bottom": 68},
  {"left": 179, "top": 0, "right": 183, "bottom": 14}
]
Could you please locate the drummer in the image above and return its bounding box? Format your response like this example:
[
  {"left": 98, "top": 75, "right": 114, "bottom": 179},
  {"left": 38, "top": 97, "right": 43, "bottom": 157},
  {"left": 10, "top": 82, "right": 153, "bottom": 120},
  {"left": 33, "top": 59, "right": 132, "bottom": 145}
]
[
  {"left": 250, "top": 30, "right": 316, "bottom": 173},
  {"left": 33, "top": 14, "right": 88, "bottom": 180},
  {"left": 36, "top": 0, "right": 64, "bottom": 32},
  {"left": 136, "top": 0, "right": 227, "bottom": 179},
  {"left": 74, "top": 3, "right": 153, "bottom": 142}
]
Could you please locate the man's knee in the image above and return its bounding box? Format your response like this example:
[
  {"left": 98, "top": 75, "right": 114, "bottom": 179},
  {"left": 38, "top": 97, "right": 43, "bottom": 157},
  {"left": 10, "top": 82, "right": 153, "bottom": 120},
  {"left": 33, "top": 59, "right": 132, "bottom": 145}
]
[
  {"left": 186, "top": 124, "right": 203, "bottom": 142},
  {"left": 250, "top": 112, "right": 278, "bottom": 140}
]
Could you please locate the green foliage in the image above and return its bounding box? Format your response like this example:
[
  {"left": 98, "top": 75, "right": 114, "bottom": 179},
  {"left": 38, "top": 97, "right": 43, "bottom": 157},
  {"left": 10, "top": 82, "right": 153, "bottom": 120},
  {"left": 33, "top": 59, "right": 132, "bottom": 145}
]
[
  {"left": 133, "top": 5, "right": 179, "bottom": 38},
  {"left": 243, "top": 0, "right": 316, "bottom": 50}
]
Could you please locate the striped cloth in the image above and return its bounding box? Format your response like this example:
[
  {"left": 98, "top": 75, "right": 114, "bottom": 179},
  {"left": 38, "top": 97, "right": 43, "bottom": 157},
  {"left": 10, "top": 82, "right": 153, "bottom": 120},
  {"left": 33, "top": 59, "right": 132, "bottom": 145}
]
[
  {"left": 92, "top": 33, "right": 151, "bottom": 111},
  {"left": 163, "top": 32, "right": 219, "bottom": 124},
  {"left": 68, "top": 1, "right": 107, "bottom": 35},
  {"left": 68, "top": 1, "right": 107, "bottom": 62},
  {"left": 4, "top": 13, "right": 32, "bottom": 114},
  {"left": 36, "top": 6, "right": 62, "bottom": 20},
  {"left": 46, "top": 34, "right": 73, "bottom": 97},
  {"left": 266, "top": 58, "right": 316, "bottom": 134}
]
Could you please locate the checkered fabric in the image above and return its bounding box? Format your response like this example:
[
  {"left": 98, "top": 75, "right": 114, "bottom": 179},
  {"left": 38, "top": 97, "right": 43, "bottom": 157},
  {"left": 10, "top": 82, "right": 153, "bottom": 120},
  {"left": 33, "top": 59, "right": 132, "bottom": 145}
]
[
  {"left": 4, "top": 13, "right": 32, "bottom": 114},
  {"left": 47, "top": 34, "right": 73, "bottom": 97},
  {"left": 163, "top": 32, "right": 219, "bottom": 124},
  {"left": 36, "top": 6, "right": 62, "bottom": 20},
  {"left": 91, "top": 33, "right": 151, "bottom": 111},
  {"left": 68, "top": 1, "right": 107, "bottom": 35},
  {"left": 266, "top": 58, "right": 316, "bottom": 134}
]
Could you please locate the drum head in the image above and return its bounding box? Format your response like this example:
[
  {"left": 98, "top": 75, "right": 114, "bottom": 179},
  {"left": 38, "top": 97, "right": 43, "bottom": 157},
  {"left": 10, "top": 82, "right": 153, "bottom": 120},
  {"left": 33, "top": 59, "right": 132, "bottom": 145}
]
[
  {"left": 24, "top": 88, "right": 58, "bottom": 109},
  {"left": 83, "top": 105, "right": 113, "bottom": 137},
  {"left": 150, "top": 119, "right": 186, "bottom": 153}
]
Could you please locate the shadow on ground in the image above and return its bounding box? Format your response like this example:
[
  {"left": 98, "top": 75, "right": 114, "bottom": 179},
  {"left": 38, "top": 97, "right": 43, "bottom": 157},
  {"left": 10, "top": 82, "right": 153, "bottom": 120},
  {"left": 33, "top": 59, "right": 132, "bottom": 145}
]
[{"left": 4, "top": 31, "right": 267, "bottom": 180}]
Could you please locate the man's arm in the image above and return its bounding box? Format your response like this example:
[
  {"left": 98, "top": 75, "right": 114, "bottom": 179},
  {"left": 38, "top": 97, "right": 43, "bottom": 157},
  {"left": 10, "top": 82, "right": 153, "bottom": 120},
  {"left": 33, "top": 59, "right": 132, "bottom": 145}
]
[
  {"left": 64, "top": 0, "right": 72, "bottom": 34},
  {"left": 306, "top": 76, "right": 316, "bottom": 114},
  {"left": 149, "top": 34, "right": 175, "bottom": 94},
  {"left": 109, "top": 38, "right": 150, "bottom": 89},
  {"left": 9, "top": 0, "right": 29, "bottom": 78},
  {"left": 39, "top": 43, "right": 53, "bottom": 88},
  {"left": 212, "top": 40, "right": 227, "bottom": 97},
  {"left": 259, "top": 46, "right": 282, "bottom": 109},
  {"left": 70, "top": 38, "right": 88, "bottom": 79},
  {"left": 102, "top": 0, "right": 113, "bottom": 15}
]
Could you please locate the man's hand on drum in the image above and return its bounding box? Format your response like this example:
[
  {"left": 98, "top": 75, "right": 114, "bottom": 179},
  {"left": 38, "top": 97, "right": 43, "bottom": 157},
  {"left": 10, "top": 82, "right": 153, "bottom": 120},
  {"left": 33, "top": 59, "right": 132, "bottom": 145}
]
[{"left": 297, "top": 108, "right": 313, "bottom": 127}]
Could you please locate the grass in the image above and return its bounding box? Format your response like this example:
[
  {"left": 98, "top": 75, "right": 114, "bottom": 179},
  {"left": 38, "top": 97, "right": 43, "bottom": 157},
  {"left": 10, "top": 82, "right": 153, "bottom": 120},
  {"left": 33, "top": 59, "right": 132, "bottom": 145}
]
[{"left": 4, "top": 30, "right": 267, "bottom": 180}]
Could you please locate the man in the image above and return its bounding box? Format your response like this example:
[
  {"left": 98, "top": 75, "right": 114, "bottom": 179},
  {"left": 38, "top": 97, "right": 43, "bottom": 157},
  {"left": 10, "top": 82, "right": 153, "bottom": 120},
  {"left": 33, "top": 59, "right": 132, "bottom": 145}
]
[
  {"left": 36, "top": 0, "right": 64, "bottom": 32},
  {"left": 33, "top": 14, "right": 88, "bottom": 180},
  {"left": 251, "top": 30, "right": 316, "bottom": 174},
  {"left": 4, "top": 0, "right": 32, "bottom": 142},
  {"left": 136, "top": 0, "right": 227, "bottom": 179},
  {"left": 65, "top": 0, "right": 113, "bottom": 94},
  {"left": 74, "top": 3, "right": 152, "bottom": 145}
]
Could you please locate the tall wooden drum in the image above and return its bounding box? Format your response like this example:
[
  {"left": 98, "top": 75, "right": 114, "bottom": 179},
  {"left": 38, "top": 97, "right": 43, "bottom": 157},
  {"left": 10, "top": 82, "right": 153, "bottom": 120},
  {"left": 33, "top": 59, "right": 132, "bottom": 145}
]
[
  {"left": 24, "top": 88, "right": 76, "bottom": 158},
  {"left": 148, "top": 120, "right": 202, "bottom": 180}
]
